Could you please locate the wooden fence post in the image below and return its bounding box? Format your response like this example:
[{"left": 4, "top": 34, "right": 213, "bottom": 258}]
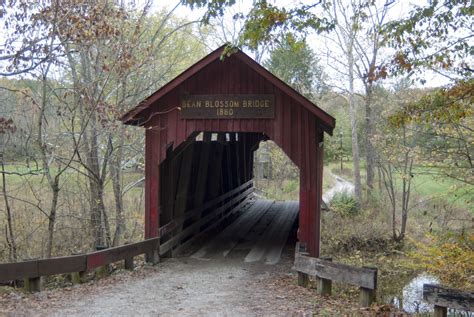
[
  {"left": 359, "top": 266, "right": 377, "bottom": 307},
  {"left": 433, "top": 305, "right": 447, "bottom": 317},
  {"left": 71, "top": 271, "right": 85, "bottom": 284},
  {"left": 298, "top": 270, "right": 309, "bottom": 288},
  {"left": 318, "top": 257, "right": 332, "bottom": 296},
  {"left": 146, "top": 242, "right": 160, "bottom": 265},
  {"left": 95, "top": 245, "right": 110, "bottom": 277},
  {"left": 122, "top": 242, "right": 134, "bottom": 271},
  {"left": 70, "top": 252, "right": 85, "bottom": 284},
  {"left": 296, "top": 243, "right": 309, "bottom": 288},
  {"left": 124, "top": 256, "right": 134, "bottom": 270},
  {"left": 22, "top": 258, "right": 41, "bottom": 292},
  {"left": 24, "top": 276, "right": 41, "bottom": 293}
]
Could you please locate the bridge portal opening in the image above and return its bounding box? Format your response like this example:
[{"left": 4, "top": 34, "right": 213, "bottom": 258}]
[{"left": 156, "top": 131, "right": 301, "bottom": 262}]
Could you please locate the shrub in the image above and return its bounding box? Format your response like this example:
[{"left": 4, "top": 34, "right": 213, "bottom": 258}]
[
  {"left": 407, "top": 233, "right": 474, "bottom": 290},
  {"left": 330, "top": 191, "right": 359, "bottom": 215}
]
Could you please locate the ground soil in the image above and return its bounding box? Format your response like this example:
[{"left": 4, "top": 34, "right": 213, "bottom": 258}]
[{"left": 1, "top": 247, "right": 399, "bottom": 316}]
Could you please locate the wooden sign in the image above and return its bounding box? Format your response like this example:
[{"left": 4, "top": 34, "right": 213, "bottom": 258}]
[{"left": 180, "top": 94, "right": 275, "bottom": 119}]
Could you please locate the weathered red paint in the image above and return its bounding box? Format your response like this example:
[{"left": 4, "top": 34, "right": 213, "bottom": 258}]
[{"left": 122, "top": 46, "right": 335, "bottom": 257}]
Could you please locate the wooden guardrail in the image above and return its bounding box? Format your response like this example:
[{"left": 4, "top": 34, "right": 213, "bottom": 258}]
[
  {"left": 158, "top": 180, "right": 254, "bottom": 255},
  {"left": 0, "top": 237, "right": 160, "bottom": 292},
  {"left": 294, "top": 243, "right": 378, "bottom": 307},
  {"left": 423, "top": 284, "right": 474, "bottom": 317}
]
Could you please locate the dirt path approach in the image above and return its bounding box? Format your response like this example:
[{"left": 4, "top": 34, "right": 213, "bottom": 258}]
[{"left": 1, "top": 248, "right": 368, "bottom": 317}]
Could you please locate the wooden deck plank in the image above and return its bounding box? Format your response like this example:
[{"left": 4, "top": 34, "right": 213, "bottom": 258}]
[
  {"left": 192, "top": 199, "right": 274, "bottom": 259},
  {"left": 244, "top": 201, "right": 297, "bottom": 264},
  {"left": 264, "top": 201, "right": 299, "bottom": 265}
]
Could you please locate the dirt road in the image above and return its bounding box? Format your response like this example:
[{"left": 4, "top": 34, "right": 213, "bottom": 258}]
[{"left": 2, "top": 246, "right": 335, "bottom": 316}]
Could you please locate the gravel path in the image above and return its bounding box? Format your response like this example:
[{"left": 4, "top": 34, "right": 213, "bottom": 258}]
[
  {"left": 322, "top": 173, "right": 354, "bottom": 205},
  {"left": 2, "top": 247, "right": 332, "bottom": 317}
]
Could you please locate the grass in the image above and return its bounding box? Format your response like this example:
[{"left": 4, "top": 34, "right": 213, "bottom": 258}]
[
  {"left": 325, "top": 160, "right": 472, "bottom": 213},
  {"left": 0, "top": 161, "right": 146, "bottom": 262}
]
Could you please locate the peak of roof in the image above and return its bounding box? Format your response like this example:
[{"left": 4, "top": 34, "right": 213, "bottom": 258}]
[{"left": 120, "top": 45, "right": 335, "bottom": 134}]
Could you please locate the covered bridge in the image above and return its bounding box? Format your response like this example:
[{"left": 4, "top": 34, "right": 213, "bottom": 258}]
[{"left": 121, "top": 45, "right": 335, "bottom": 259}]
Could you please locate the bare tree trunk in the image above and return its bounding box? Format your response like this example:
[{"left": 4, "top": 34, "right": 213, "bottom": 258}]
[
  {"left": 1, "top": 154, "right": 17, "bottom": 261},
  {"left": 111, "top": 130, "right": 125, "bottom": 246},
  {"left": 46, "top": 180, "right": 59, "bottom": 258},
  {"left": 399, "top": 126, "right": 414, "bottom": 241},
  {"left": 364, "top": 84, "right": 375, "bottom": 190},
  {"left": 38, "top": 68, "right": 62, "bottom": 258},
  {"left": 86, "top": 113, "right": 107, "bottom": 248},
  {"left": 347, "top": 41, "right": 362, "bottom": 204}
]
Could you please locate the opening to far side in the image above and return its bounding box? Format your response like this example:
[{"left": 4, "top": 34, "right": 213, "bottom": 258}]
[{"left": 156, "top": 131, "right": 300, "bottom": 266}]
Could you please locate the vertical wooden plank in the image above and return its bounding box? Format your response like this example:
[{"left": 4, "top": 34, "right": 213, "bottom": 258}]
[
  {"left": 315, "top": 128, "right": 324, "bottom": 257},
  {"left": 225, "top": 137, "right": 234, "bottom": 191},
  {"left": 193, "top": 132, "right": 212, "bottom": 208},
  {"left": 145, "top": 128, "right": 161, "bottom": 240},
  {"left": 174, "top": 141, "right": 195, "bottom": 230},
  {"left": 433, "top": 306, "right": 447, "bottom": 317},
  {"left": 207, "top": 137, "right": 225, "bottom": 200}
]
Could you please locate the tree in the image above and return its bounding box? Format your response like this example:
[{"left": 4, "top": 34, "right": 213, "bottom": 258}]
[
  {"left": 353, "top": 2, "right": 391, "bottom": 191},
  {"left": 322, "top": 0, "right": 368, "bottom": 204},
  {"left": 389, "top": 79, "right": 473, "bottom": 187},
  {"left": 0, "top": 117, "right": 17, "bottom": 261},
  {"left": 0, "top": 1, "right": 207, "bottom": 258},
  {"left": 372, "top": 85, "right": 421, "bottom": 242},
  {"left": 182, "top": 0, "right": 334, "bottom": 48},
  {"left": 374, "top": 121, "right": 417, "bottom": 242},
  {"left": 386, "top": 0, "right": 472, "bottom": 79},
  {"left": 386, "top": 0, "right": 473, "bottom": 198},
  {"left": 264, "top": 34, "right": 327, "bottom": 100}
]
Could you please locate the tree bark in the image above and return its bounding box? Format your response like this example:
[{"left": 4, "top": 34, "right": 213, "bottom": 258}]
[
  {"left": 86, "top": 112, "right": 107, "bottom": 248},
  {"left": 111, "top": 130, "right": 125, "bottom": 247},
  {"left": 347, "top": 39, "right": 362, "bottom": 204},
  {"left": 46, "top": 180, "right": 59, "bottom": 258},
  {"left": 364, "top": 84, "right": 375, "bottom": 190},
  {"left": 1, "top": 154, "right": 17, "bottom": 261}
]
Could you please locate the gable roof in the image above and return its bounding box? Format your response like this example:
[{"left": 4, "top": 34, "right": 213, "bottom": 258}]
[{"left": 120, "top": 45, "right": 335, "bottom": 134}]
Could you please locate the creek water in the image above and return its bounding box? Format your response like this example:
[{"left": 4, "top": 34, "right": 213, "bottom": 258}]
[
  {"left": 389, "top": 274, "right": 439, "bottom": 314},
  {"left": 385, "top": 273, "right": 473, "bottom": 316}
]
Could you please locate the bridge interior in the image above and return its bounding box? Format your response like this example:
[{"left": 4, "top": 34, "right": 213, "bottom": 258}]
[{"left": 158, "top": 131, "right": 299, "bottom": 264}]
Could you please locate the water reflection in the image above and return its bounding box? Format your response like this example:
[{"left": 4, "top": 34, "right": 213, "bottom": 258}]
[
  {"left": 398, "top": 274, "right": 438, "bottom": 314},
  {"left": 389, "top": 273, "right": 473, "bottom": 316}
]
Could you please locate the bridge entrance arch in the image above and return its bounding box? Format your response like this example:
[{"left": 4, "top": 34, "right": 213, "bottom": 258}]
[{"left": 121, "top": 46, "right": 335, "bottom": 259}]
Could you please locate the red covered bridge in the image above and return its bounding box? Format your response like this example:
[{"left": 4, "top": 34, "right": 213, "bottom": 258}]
[{"left": 121, "top": 45, "right": 335, "bottom": 260}]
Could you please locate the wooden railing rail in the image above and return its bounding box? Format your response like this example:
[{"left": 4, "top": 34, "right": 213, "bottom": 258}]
[
  {"left": 159, "top": 179, "right": 253, "bottom": 237},
  {"left": 0, "top": 237, "right": 160, "bottom": 292},
  {"left": 423, "top": 284, "right": 474, "bottom": 317},
  {"left": 294, "top": 243, "right": 378, "bottom": 307},
  {"left": 159, "top": 181, "right": 254, "bottom": 255}
]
